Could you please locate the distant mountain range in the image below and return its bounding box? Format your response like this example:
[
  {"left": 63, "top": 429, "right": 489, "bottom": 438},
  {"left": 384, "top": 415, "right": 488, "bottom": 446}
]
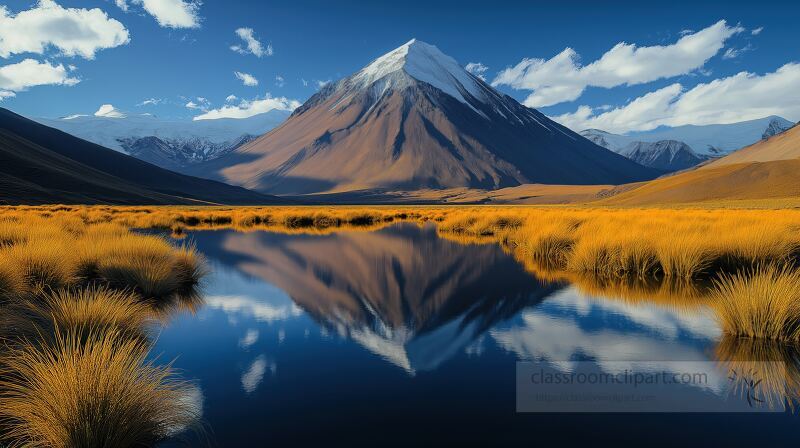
[
  {"left": 602, "top": 124, "right": 800, "bottom": 205},
  {"left": 36, "top": 110, "right": 290, "bottom": 172},
  {"left": 581, "top": 116, "right": 794, "bottom": 172},
  {"left": 0, "top": 108, "right": 285, "bottom": 205},
  {"left": 191, "top": 39, "right": 658, "bottom": 196}
]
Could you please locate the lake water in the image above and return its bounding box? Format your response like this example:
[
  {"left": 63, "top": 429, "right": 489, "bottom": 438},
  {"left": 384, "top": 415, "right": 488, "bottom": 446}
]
[{"left": 156, "top": 223, "right": 800, "bottom": 446}]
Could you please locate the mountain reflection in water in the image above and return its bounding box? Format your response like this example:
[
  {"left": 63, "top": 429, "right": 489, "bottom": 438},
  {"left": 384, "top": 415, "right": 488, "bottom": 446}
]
[{"left": 151, "top": 223, "right": 800, "bottom": 446}]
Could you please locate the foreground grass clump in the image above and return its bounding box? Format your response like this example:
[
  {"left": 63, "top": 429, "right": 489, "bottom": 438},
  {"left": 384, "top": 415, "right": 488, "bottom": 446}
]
[
  {"left": 0, "top": 213, "right": 207, "bottom": 446},
  {"left": 0, "top": 328, "right": 198, "bottom": 448},
  {"left": 0, "top": 215, "right": 204, "bottom": 301},
  {"left": 1, "top": 287, "right": 152, "bottom": 343},
  {"left": 711, "top": 265, "right": 800, "bottom": 342}
]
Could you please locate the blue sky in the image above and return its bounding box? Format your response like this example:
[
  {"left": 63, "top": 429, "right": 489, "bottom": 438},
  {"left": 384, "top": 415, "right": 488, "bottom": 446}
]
[{"left": 1, "top": 0, "right": 798, "bottom": 132}]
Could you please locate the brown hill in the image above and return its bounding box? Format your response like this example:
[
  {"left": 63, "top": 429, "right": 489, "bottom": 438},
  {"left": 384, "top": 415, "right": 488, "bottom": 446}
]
[
  {"left": 0, "top": 108, "right": 285, "bottom": 205},
  {"left": 194, "top": 40, "right": 658, "bottom": 196},
  {"left": 600, "top": 124, "right": 800, "bottom": 205},
  {"left": 703, "top": 123, "right": 799, "bottom": 167}
]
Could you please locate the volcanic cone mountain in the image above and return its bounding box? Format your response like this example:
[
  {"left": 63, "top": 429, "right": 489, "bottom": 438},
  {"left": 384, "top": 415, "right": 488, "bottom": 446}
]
[{"left": 196, "top": 39, "right": 658, "bottom": 196}]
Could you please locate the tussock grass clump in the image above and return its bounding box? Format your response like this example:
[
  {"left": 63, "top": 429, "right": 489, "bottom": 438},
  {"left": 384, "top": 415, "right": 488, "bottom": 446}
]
[
  {"left": 1, "top": 287, "right": 152, "bottom": 343},
  {"left": 711, "top": 265, "right": 800, "bottom": 342},
  {"left": 0, "top": 329, "right": 199, "bottom": 448}
]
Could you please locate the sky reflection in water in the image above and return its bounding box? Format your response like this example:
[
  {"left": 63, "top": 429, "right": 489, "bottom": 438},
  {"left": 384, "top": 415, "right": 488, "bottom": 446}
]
[{"left": 154, "top": 223, "right": 800, "bottom": 446}]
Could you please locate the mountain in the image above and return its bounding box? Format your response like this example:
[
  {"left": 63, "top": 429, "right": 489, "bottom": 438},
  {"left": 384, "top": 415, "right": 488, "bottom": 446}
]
[
  {"left": 580, "top": 129, "right": 704, "bottom": 172},
  {"left": 625, "top": 116, "right": 794, "bottom": 156},
  {"left": 194, "top": 224, "right": 560, "bottom": 373},
  {"left": 0, "top": 108, "right": 284, "bottom": 205},
  {"left": 36, "top": 110, "right": 290, "bottom": 172},
  {"left": 600, "top": 125, "right": 800, "bottom": 205},
  {"left": 193, "top": 39, "right": 657, "bottom": 196}
]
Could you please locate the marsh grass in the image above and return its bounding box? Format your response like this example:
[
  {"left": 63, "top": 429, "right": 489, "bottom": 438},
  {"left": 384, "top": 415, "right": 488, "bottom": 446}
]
[
  {"left": 0, "top": 214, "right": 207, "bottom": 446},
  {"left": 0, "top": 328, "right": 199, "bottom": 448},
  {"left": 0, "top": 287, "right": 152, "bottom": 344},
  {"left": 711, "top": 265, "right": 800, "bottom": 342}
]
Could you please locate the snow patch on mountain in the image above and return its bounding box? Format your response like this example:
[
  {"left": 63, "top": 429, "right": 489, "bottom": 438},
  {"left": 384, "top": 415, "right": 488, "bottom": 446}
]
[
  {"left": 625, "top": 116, "right": 794, "bottom": 155},
  {"left": 36, "top": 110, "right": 290, "bottom": 170},
  {"left": 352, "top": 39, "right": 487, "bottom": 107}
]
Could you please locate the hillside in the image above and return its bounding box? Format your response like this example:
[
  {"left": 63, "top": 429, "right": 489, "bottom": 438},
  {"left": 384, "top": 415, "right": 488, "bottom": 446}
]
[
  {"left": 703, "top": 123, "right": 799, "bottom": 167},
  {"left": 0, "top": 108, "right": 283, "bottom": 205},
  {"left": 194, "top": 40, "right": 658, "bottom": 196},
  {"left": 600, "top": 125, "right": 800, "bottom": 205}
]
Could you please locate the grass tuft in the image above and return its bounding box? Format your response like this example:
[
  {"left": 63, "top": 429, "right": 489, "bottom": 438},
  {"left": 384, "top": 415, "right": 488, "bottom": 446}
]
[
  {"left": 711, "top": 265, "right": 800, "bottom": 342},
  {"left": 0, "top": 328, "right": 199, "bottom": 448}
]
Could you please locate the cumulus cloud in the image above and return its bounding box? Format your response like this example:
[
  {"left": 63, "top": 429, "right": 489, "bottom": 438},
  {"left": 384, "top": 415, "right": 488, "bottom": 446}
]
[
  {"left": 551, "top": 63, "right": 800, "bottom": 133},
  {"left": 94, "top": 104, "right": 126, "bottom": 118},
  {"left": 193, "top": 94, "right": 300, "bottom": 120},
  {"left": 125, "top": 0, "right": 201, "bottom": 29},
  {"left": 0, "top": 0, "right": 129, "bottom": 59},
  {"left": 465, "top": 62, "right": 488, "bottom": 81},
  {"left": 0, "top": 59, "right": 79, "bottom": 92},
  {"left": 230, "top": 27, "right": 271, "bottom": 57},
  {"left": 493, "top": 20, "right": 744, "bottom": 107},
  {"left": 225, "top": 94, "right": 238, "bottom": 103},
  {"left": 0, "top": 90, "right": 15, "bottom": 101},
  {"left": 234, "top": 71, "right": 258, "bottom": 86}
]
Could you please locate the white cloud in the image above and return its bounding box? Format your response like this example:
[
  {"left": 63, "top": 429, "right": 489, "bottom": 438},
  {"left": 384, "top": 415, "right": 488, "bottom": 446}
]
[
  {"left": 184, "top": 96, "right": 210, "bottom": 111},
  {"left": 234, "top": 71, "right": 258, "bottom": 86},
  {"left": 552, "top": 63, "right": 800, "bottom": 133},
  {"left": 301, "top": 78, "right": 308, "bottom": 87},
  {"left": 751, "top": 26, "right": 764, "bottom": 35},
  {"left": 0, "top": 90, "right": 15, "bottom": 101},
  {"left": 465, "top": 62, "right": 488, "bottom": 81},
  {"left": 274, "top": 75, "right": 285, "bottom": 87},
  {"left": 115, "top": 0, "right": 129, "bottom": 12},
  {"left": 132, "top": 0, "right": 201, "bottom": 29},
  {"left": 230, "top": 27, "right": 271, "bottom": 57},
  {"left": 722, "top": 44, "right": 752, "bottom": 60},
  {"left": 94, "top": 104, "right": 125, "bottom": 118},
  {"left": 136, "top": 97, "right": 163, "bottom": 106},
  {"left": 0, "top": 0, "right": 129, "bottom": 59},
  {"left": 193, "top": 94, "right": 300, "bottom": 120},
  {"left": 493, "top": 20, "right": 744, "bottom": 107},
  {"left": 0, "top": 59, "right": 79, "bottom": 92},
  {"left": 225, "top": 94, "right": 238, "bottom": 103},
  {"left": 315, "top": 79, "right": 331, "bottom": 89}
]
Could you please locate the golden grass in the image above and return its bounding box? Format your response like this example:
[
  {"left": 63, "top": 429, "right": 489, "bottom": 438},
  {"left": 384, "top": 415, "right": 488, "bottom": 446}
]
[
  {"left": 0, "top": 214, "right": 204, "bottom": 300},
  {"left": 0, "top": 328, "right": 198, "bottom": 448},
  {"left": 710, "top": 265, "right": 800, "bottom": 342},
  {"left": 3, "top": 205, "right": 800, "bottom": 284},
  {"left": 0, "top": 212, "right": 207, "bottom": 446},
  {"left": 0, "top": 287, "right": 152, "bottom": 344}
]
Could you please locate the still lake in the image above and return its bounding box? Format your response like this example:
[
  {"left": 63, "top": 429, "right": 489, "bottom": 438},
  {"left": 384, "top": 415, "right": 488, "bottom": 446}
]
[{"left": 155, "top": 223, "right": 800, "bottom": 446}]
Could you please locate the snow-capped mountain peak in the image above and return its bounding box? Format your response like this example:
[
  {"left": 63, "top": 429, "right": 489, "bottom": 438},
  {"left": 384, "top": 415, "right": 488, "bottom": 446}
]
[{"left": 350, "top": 39, "right": 487, "bottom": 106}]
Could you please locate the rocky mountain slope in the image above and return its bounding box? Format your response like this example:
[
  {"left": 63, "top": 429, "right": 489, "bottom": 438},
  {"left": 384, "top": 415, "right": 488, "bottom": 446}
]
[{"left": 194, "top": 39, "right": 658, "bottom": 196}]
